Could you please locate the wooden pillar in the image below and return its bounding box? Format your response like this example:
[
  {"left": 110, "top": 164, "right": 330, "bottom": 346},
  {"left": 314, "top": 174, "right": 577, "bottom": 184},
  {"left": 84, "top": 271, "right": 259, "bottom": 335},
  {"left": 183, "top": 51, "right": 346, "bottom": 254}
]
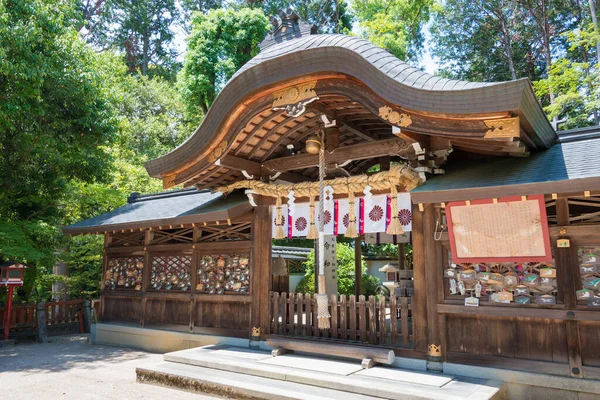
[
  {"left": 423, "top": 203, "right": 442, "bottom": 364},
  {"left": 251, "top": 196, "right": 272, "bottom": 340},
  {"left": 411, "top": 203, "right": 427, "bottom": 353},
  {"left": 556, "top": 197, "right": 583, "bottom": 378},
  {"left": 354, "top": 237, "right": 362, "bottom": 297}
]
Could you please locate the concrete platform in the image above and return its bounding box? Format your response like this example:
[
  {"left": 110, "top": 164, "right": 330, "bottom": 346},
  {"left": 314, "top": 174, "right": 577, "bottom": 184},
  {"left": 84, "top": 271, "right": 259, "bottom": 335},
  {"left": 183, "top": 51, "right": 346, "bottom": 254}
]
[{"left": 137, "top": 345, "right": 505, "bottom": 400}]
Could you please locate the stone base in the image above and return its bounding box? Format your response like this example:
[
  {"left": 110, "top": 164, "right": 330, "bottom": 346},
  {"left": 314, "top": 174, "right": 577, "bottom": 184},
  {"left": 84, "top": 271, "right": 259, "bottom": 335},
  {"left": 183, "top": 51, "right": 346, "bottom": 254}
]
[{"left": 90, "top": 323, "right": 249, "bottom": 353}]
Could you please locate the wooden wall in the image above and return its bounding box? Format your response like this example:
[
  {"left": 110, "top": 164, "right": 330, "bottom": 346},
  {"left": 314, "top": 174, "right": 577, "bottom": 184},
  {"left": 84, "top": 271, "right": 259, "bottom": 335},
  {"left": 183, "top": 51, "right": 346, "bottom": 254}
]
[
  {"left": 100, "top": 224, "right": 257, "bottom": 338},
  {"left": 412, "top": 197, "right": 600, "bottom": 379}
]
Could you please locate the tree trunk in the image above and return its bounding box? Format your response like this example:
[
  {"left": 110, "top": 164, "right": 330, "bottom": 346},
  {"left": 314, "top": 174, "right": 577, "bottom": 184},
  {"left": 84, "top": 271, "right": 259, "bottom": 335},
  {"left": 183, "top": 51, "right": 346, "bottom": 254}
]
[
  {"left": 499, "top": 11, "right": 518, "bottom": 80},
  {"left": 52, "top": 249, "right": 68, "bottom": 302},
  {"left": 589, "top": 0, "right": 600, "bottom": 65},
  {"left": 141, "top": 33, "right": 149, "bottom": 75}
]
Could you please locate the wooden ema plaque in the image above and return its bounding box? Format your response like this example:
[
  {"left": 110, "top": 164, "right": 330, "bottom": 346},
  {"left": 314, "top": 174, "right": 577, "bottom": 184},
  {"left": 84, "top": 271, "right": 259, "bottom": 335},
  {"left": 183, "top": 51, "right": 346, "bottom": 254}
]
[{"left": 446, "top": 194, "right": 552, "bottom": 263}]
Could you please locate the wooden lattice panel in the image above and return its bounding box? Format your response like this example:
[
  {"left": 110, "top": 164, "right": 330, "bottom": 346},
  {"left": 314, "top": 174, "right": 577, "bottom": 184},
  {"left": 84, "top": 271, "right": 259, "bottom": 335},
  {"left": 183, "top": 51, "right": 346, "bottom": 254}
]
[
  {"left": 444, "top": 251, "right": 558, "bottom": 305},
  {"left": 577, "top": 247, "right": 600, "bottom": 306},
  {"left": 197, "top": 254, "right": 250, "bottom": 294},
  {"left": 150, "top": 255, "right": 192, "bottom": 291},
  {"left": 105, "top": 256, "right": 144, "bottom": 291}
]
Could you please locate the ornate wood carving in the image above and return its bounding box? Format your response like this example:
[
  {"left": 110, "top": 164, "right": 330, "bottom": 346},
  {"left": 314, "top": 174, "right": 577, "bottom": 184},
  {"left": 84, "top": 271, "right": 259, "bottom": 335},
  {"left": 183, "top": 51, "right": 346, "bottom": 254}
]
[
  {"left": 272, "top": 81, "right": 319, "bottom": 117},
  {"left": 483, "top": 117, "right": 520, "bottom": 138},
  {"left": 379, "top": 106, "right": 412, "bottom": 127},
  {"left": 207, "top": 140, "right": 229, "bottom": 163}
]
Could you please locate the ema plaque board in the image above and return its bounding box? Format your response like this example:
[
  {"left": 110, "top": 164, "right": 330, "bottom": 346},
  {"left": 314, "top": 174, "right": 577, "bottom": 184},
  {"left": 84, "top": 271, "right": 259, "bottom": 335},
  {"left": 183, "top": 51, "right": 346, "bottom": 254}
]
[{"left": 446, "top": 194, "right": 552, "bottom": 263}]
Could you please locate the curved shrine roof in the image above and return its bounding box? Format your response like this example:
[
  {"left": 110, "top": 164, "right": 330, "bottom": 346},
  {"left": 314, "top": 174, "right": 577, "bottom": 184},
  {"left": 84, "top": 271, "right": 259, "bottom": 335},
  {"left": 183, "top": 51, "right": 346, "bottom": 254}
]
[{"left": 145, "top": 33, "right": 555, "bottom": 181}]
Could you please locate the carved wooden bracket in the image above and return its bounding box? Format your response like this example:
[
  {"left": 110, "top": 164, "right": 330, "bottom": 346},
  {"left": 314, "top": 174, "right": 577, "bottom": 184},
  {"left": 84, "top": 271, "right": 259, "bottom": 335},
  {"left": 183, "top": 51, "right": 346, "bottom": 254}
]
[
  {"left": 483, "top": 116, "right": 520, "bottom": 138},
  {"left": 379, "top": 106, "right": 412, "bottom": 127},
  {"left": 272, "top": 81, "right": 319, "bottom": 117},
  {"left": 207, "top": 140, "right": 229, "bottom": 163}
]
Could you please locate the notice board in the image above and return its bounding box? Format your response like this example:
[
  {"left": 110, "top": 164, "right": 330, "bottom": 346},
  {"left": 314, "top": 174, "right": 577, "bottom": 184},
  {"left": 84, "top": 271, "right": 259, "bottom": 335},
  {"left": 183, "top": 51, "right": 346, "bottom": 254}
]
[{"left": 446, "top": 194, "right": 552, "bottom": 263}]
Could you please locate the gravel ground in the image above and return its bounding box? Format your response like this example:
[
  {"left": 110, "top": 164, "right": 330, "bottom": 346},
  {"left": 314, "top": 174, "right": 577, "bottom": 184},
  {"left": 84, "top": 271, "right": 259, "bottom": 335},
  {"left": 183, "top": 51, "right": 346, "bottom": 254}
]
[{"left": 0, "top": 335, "right": 220, "bottom": 400}]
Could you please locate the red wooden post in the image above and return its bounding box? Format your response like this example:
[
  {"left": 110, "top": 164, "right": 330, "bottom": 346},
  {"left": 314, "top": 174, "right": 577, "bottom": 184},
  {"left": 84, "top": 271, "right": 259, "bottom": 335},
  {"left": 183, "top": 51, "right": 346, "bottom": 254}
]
[{"left": 4, "top": 285, "right": 14, "bottom": 340}]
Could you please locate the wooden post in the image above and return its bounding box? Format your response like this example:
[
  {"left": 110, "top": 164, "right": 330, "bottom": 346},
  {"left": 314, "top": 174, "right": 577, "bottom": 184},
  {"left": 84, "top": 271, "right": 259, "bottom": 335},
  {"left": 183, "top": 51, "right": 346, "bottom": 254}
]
[
  {"left": 251, "top": 196, "right": 272, "bottom": 340},
  {"left": 556, "top": 197, "right": 583, "bottom": 378},
  {"left": 411, "top": 203, "right": 427, "bottom": 353},
  {"left": 3, "top": 285, "right": 14, "bottom": 341},
  {"left": 423, "top": 203, "right": 442, "bottom": 365},
  {"left": 37, "top": 301, "right": 47, "bottom": 343},
  {"left": 354, "top": 237, "right": 362, "bottom": 297},
  {"left": 398, "top": 243, "right": 405, "bottom": 270}
]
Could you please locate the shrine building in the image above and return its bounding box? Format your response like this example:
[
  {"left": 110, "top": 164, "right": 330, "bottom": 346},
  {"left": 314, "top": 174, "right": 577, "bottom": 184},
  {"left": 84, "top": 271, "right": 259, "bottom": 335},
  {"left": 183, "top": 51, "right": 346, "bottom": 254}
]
[{"left": 65, "top": 10, "right": 600, "bottom": 397}]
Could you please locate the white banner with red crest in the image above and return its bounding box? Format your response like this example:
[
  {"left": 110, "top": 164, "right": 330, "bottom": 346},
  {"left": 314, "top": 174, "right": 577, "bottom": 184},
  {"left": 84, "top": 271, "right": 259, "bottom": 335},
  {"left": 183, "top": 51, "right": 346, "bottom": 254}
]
[{"left": 272, "top": 193, "right": 412, "bottom": 238}]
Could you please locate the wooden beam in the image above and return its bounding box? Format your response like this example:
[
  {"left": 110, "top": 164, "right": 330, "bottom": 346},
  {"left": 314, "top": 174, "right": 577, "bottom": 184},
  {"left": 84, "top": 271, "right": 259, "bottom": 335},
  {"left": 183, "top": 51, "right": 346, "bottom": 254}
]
[
  {"left": 216, "top": 154, "right": 262, "bottom": 177},
  {"left": 262, "top": 137, "right": 412, "bottom": 173},
  {"left": 308, "top": 103, "right": 376, "bottom": 142}
]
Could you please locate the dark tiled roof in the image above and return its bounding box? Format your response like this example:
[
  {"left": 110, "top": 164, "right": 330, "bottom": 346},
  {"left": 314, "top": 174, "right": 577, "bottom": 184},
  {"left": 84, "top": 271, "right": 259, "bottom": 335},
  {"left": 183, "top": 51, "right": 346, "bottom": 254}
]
[
  {"left": 145, "top": 34, "right": 554, "bottom": 178},
  {"left": 64, "top": 189, "right": 250, "bottom": 234},
  {"left": 235, "top": 34, "right": 496, "bottom": 91},
  {"left": 411, "top": 133, "right": 600, "bottom": 202}
]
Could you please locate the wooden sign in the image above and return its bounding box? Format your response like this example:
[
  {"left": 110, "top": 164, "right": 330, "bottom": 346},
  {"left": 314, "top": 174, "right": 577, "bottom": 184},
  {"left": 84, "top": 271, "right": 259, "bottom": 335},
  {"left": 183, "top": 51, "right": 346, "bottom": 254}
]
[
  {"left": 557, "top": 238, "right": 570, "bottom": 248},
  {"left": 447, "top": 194, "right": 551, "bottom": 263}
]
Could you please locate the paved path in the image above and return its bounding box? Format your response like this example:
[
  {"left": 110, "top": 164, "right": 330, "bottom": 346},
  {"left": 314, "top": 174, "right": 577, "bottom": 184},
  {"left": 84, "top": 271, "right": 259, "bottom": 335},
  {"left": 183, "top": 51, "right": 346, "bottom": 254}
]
[{"left": 0, "top": 335, "right": 219, "bottom": 400}]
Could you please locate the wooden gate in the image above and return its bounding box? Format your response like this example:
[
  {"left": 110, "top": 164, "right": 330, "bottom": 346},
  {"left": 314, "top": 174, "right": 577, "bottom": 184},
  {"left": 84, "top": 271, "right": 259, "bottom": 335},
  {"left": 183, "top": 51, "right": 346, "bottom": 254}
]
[{"left": 268, "top": 292, "right": 412, "bottom": 347}]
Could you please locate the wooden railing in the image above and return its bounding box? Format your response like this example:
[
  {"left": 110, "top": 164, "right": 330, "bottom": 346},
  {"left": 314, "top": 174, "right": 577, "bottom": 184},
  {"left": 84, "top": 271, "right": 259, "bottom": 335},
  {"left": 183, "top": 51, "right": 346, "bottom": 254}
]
[
  {"left": 268, "top": 292, "right": 412, "bottom": 348},
  {"left": 0, "top": 299, "right": 88, "bottom": 339},
  {"left": 0, "top": 304, "right": 37, "bottom": 333},
  {"left": 46, "top": 299, "right": 84, "bottom": 328}
]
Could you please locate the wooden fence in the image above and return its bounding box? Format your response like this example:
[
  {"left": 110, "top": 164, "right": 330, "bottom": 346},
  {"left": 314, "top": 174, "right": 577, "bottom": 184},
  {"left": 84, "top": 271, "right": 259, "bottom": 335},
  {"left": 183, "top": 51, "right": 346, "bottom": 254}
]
[
  {"left": 0, "top": 299, "right": 87, "bottom": 338},
  {"left": 0, "top": 304, "right": 37, "bottom": 334},
  {"left": 268, "top": 292, "right": 412, "bottom": 348},
  {"left": 46, "top": 300, "right": 85, "bottom": 333}
]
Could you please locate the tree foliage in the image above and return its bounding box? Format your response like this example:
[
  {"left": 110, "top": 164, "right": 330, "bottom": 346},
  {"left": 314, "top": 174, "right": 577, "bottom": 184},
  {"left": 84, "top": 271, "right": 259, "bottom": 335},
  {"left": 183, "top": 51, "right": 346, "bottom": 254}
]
[
  {"left": 352, "top": 0, "right": 433, "bottom": 60},
  {"left": 179, "top": 7, "right": 269, "bottom": 117},
  {"left": 295, "top": 243, "right": 380, "bottom": 296},
  {"left": 87, "top": 0, "right": 180, "bottom": 79},
  {"left": 431, "top": 0, "right": 599, "bottom": 127},
  {"left": 259, "top": 0, "right": 353, "bottom": 33}
]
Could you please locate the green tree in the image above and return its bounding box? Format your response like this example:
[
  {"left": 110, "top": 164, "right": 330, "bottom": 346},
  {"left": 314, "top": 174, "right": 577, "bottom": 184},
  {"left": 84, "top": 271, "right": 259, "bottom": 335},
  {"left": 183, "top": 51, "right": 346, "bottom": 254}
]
[
  {"left": 0, "top": 0, "right": 121, "bottom": 302},
  {"left": 89, "top": 0, "right": 179, "bottom": 79},
  {"left": 258, "top": 0, "right": 353, "bottom": 33},
  {"left": 352, "top": 0, "right": 433, "bottom": 60},
  {"left": 430, "top": 0, "right": 538, "bottom": 82},
  {"left": 179, "top": 7, "right": 269, "bottom": 117},
  {"left": 295, "top": 243, "right": 380, "bottom": 296},
  {"left": 59, "top": 56, "right": 192, "bottom": 301}
]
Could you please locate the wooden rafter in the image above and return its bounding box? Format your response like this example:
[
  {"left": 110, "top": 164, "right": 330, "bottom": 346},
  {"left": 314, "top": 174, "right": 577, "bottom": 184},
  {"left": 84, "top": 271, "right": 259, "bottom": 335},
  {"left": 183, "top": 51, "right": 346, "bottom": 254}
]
[
  {"left": 234, "top": 109, "right": 286, "bottom": 156},
  {"left": 262, "top": 137, "right": 413, "bottom": 173},
  {"left": 260, "top": 115, "right": 321, "bottom": 161}
]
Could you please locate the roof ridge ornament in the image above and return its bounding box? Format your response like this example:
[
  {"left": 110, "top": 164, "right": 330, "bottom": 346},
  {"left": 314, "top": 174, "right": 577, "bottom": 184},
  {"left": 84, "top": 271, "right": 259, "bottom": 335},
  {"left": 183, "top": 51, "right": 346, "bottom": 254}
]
[{"left": 259, "top": 8, "right": 317, "bottom": 51}]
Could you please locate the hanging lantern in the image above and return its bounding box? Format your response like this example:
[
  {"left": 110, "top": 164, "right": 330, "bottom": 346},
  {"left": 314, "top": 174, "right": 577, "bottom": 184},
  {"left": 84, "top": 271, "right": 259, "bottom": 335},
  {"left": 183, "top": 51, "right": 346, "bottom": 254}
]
[{"left": 272, "top": 256, "right": 288, "bottom": 277}]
